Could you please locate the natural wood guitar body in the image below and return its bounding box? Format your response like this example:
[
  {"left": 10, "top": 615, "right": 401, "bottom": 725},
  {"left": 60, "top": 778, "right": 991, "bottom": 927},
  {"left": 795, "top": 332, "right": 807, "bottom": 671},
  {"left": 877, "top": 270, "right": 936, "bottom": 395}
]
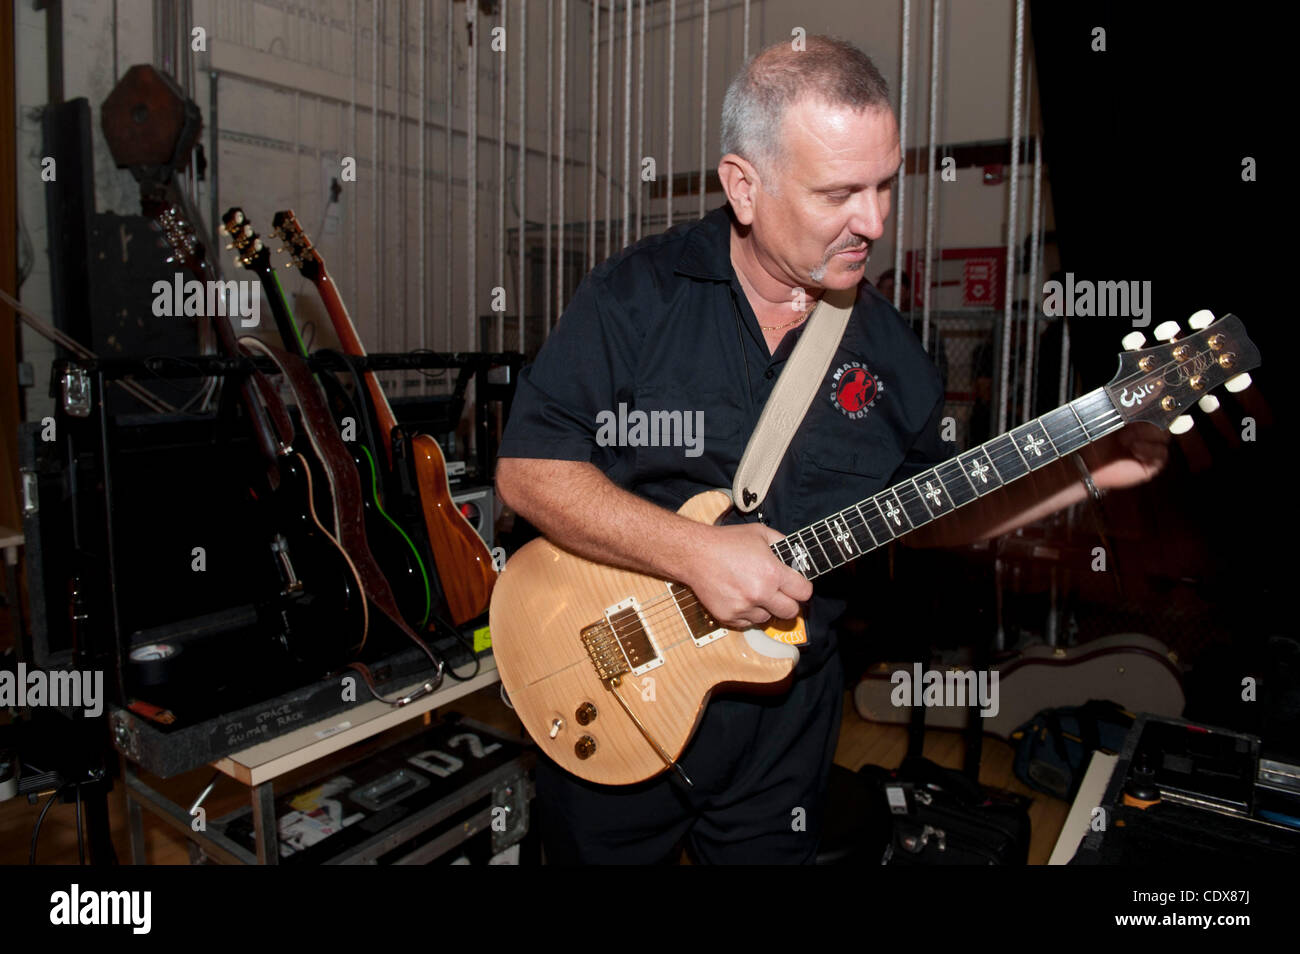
[
  {"left": 411, "top": 434, "right": 497, "bottom": 624},
  {"left": 490, "top": 490, "right": 802, "bottom": 785}
]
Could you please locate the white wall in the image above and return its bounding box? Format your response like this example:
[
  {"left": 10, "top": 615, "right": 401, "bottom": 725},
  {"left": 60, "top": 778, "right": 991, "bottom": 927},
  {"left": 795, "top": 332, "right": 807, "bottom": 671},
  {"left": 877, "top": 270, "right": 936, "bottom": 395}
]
[{"left": 15, "top": 0, "right": 1051, "bottom": 420}]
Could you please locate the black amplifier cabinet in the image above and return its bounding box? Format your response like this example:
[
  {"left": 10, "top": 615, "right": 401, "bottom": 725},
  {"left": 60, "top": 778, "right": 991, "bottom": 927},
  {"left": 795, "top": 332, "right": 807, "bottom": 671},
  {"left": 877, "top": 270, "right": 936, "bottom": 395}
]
[
  {"left": 20, "top": 411, "right": 487, "bottom": 778},
  {"left": 220, "top": 715, "right": 535, "bottom": 864},
  {"left": 1073, "top": 714, "right": 1300, "bottom": 864}
]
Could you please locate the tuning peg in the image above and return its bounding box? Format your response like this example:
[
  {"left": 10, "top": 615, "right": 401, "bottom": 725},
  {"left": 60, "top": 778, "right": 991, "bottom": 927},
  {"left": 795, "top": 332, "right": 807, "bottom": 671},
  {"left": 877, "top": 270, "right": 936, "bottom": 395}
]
[
  {"left": 1224, "top": 373, "right": 1252, "bottom": 393},
  {"left": 1153, "top": 321, "right": 1181, "bottom": 342},
  {"left": 1187, "top": 309, "right": 1215, "bottom": 330},
  {"left": 1197, "top": 395, "right": 1221, "bottom": 413},
  {"left": 1169, "top": 415, "right": 1194, "bottom": 435},
  {"left": 1121, "top": 331, "right": 1147, "bottom": 351}
]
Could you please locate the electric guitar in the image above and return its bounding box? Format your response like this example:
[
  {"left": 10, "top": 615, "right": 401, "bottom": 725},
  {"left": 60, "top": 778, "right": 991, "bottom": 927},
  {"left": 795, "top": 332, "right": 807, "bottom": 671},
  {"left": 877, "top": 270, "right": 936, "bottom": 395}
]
[
  {"left": 271, "top": 209, "right": 497, "bottom": 626},
  {"left": 489, "top": 314, "right": 1261, "bottom": 785},
  {"left": 146, "top": 197, "right": 367, "bottom": 672},
  {"left": 222, "top": 208, "right": 433, "bottom": 629}
]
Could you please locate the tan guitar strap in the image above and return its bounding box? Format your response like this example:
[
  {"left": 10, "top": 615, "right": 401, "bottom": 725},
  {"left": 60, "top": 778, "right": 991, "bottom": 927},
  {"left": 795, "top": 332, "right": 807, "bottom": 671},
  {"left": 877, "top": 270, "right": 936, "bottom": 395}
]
[{"left": 732, "top": 285, "right": 857, "bottom": 512}]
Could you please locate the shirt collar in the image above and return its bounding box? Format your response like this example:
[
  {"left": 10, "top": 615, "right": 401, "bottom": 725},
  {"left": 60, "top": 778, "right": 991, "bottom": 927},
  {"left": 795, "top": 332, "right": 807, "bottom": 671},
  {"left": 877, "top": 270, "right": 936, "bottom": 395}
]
[{"left": 673, "top": 203, "right": 738, "bottom": 281}]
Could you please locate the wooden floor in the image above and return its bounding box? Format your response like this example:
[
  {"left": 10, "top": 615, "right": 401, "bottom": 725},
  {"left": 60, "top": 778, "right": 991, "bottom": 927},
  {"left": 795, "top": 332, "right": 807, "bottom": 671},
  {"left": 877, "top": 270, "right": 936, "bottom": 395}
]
[{"left": 0, "top": 683, "right": 1070, "bottom": 865}]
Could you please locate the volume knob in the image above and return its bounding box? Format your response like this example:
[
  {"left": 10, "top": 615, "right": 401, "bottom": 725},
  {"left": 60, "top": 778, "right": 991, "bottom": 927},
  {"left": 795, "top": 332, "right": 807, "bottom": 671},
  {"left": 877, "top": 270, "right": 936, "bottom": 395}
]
[{"left": 575, "top": 736, "right": 597, "bottom": 759}]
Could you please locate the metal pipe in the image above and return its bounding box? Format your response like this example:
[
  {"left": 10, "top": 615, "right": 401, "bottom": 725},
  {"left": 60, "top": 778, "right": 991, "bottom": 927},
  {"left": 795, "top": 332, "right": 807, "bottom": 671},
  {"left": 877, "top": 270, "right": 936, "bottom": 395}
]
[
  {"left": 544, "top": 0, "right": 553, "bottom": 335},
  {"left": 445, "top": 0, "right": 454, "bottom": 351},
  {"left": 622, "top": 0, "right": 632, "bottom": 248},
  {"left": 468, "top": 0, "right": 479, "bottom": 349},
  {"left": 351, "top": 0, "right": 358, "bottom": 323},
  {"left": 557, "top": 0, "right": 567, "bottom": 323},
  {"left": 698, "top": 0, "right": 709, "bottom": 220},
  {"left": 636, "top": 0, "right": 645, "bottom": 241},
  {"left": 892, "top": 0, "right": 910, "bottom": 312},
  {"left": 604, "top": 0, "right": 613, "bottom": 257},
  {"left": 372, "top": 0, "right": 380, "bottom": 354},
  {"left": 519, "top": 0, "right": 527, "bottom": 354},
  {"left": 997, "top": 0, "right": 1025, "bottom": 435},
  {"left": 743, "top": 0, "right": 750, "bottom": 62},
  {"left": 398, "top": 0, "right": 407, "bottom": 357},
  {"left": 1023, "top": 75, "right": 1042, "bottom": 418},
  {"left": 588, "top": 0, "right": 599, "bottom": 272},
  {"left": 921, "top": 0, "right": 941, "bottom": 351},
  {"left": 667, "top": 0, "right": 675, "bottom": 228},
  {"left": 498, "top": 0, "right": 506, "bottom": 352},
  {"left": 421, "top": 0, "right": 428, "bottom": 360}
]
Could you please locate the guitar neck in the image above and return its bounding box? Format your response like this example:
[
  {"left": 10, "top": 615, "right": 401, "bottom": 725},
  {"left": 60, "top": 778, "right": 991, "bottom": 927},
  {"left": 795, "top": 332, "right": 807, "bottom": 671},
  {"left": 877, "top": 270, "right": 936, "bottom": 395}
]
[
  {"left": 770, "top": 388, "right": 1126, "bottom": 578},
  {"left": 307, "top": 269, "right": 401, "bottom": 469},
  {"left": 252, "top": 262, "right": 311, "bottom": 362}
]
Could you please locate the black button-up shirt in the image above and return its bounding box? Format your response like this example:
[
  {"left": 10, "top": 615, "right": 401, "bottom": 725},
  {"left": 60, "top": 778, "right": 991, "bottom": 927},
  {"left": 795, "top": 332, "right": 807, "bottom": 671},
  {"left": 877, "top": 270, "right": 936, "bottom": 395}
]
[{"left": 499, "top": 204, "right": 953, "bottom": 673}]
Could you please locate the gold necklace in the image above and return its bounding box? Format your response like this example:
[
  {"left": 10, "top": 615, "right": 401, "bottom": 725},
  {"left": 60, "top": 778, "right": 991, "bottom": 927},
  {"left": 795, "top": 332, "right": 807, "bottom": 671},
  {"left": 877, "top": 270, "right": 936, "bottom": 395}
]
[{"left": 759, "top": 309, "right": 812, "bottom": 332}]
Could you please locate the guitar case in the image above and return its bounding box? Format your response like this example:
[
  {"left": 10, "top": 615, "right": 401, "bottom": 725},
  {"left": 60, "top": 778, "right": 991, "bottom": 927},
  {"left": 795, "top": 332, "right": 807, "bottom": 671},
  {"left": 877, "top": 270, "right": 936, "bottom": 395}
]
[{"left": 852, "top": 633, "right": 1184, "bottom": 739}]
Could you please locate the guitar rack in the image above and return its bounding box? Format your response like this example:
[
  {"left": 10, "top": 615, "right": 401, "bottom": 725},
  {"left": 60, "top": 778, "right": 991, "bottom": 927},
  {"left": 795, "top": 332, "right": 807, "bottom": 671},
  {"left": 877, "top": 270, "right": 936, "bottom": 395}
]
[{"left": 20, "top": 348, "right": 523, "bottom": 781}]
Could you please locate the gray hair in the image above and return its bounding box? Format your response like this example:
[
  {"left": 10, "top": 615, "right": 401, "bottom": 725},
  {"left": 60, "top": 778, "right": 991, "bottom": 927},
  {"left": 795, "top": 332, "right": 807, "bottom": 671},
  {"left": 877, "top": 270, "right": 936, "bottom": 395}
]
[{"left": 720, "top": 35, "right": 892, "bottom": 190}]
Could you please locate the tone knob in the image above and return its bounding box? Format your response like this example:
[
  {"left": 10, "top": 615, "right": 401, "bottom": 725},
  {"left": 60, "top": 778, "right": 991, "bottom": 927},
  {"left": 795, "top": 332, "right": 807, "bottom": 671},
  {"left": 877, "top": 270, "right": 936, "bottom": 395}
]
[
  {"left": 575, "top": 736, "right": 597, "bottom": 759},
  {"left": 575, "top": 702, "right": 597, "bottom": 725}
]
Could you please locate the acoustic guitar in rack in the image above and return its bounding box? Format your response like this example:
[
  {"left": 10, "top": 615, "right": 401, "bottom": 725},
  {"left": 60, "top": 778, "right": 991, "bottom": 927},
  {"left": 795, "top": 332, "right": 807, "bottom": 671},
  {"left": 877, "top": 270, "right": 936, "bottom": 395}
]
[
  {"left": 489, "top": 313, "right": 1261, "bottom": 786},
  {"left": 272, "top": 208, "right": 497, "bottom": 627}
]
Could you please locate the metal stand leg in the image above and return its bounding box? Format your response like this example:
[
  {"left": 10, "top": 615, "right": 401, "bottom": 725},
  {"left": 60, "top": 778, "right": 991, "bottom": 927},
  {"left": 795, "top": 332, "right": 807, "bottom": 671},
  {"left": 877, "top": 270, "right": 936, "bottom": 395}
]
[
  {"left": 251, "top": 781, "right": 279, "bottom": 865},
  {"left": 127, "top": 793, "right": 147, "bottom": 865}
]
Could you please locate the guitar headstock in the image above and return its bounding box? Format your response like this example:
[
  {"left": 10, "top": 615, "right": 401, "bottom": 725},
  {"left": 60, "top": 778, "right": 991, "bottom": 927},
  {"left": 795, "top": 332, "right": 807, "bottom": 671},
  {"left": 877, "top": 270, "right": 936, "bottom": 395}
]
[
  {"left": 143, "top": 195, "right": 212, "bottom": 280},
  {"left": 221, "top": 207, "right": 271, "bottom": 271},
  {"left": 271, "top": 210, "right": 324, "bottom": 281},
  {"left": 1104, "top": 313, "right": 1259, "bottom": 430}
]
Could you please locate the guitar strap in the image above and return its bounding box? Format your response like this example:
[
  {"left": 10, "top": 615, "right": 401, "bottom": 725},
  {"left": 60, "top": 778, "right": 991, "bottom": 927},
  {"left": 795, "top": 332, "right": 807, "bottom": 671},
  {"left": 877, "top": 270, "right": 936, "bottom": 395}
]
[
  {"left": 732, "top": 284, "right": 858, "bottom": 512},
  {"left": 239, "top": 337, "right": 446, "bottom": 706}
]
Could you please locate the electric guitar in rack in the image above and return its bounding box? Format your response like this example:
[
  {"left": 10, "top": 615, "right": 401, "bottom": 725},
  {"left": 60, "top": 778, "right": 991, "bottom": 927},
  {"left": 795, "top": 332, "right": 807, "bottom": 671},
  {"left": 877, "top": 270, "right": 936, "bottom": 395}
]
[
  {"left": 222, "top": 208, "right": 434, "bottom": 628},
  {"left": 489, "top": 314, "right": 1261, "bottom": 785},
  {"left": 271, "top": 209, "right": 497, "bottom": 627},
  {"left": 145, "top": 196, "right": 367, "bottom": 673}
]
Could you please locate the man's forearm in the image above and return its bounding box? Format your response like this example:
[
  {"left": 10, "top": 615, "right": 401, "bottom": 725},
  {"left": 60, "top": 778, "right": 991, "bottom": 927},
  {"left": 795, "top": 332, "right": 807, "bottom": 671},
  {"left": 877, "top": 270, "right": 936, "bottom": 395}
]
[
  {"left": 495, "top": 457, "right": 710, "bottom": 581},
  {"left": 904, "top": 454, "right": 1089, "bottom": 548}
]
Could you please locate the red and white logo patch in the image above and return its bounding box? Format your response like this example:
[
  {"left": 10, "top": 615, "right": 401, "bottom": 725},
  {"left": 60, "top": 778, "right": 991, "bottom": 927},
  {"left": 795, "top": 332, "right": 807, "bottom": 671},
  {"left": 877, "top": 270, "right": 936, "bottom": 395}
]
[{"left": 829, "top": 361, "right": 883, "bottom": 419}]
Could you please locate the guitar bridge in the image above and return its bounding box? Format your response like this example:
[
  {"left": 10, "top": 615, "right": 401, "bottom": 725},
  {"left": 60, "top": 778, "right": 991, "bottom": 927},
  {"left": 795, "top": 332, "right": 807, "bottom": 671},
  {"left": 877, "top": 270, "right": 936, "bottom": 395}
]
[{"left": 581, "top": 597, "right": 663, "bottom": 686}]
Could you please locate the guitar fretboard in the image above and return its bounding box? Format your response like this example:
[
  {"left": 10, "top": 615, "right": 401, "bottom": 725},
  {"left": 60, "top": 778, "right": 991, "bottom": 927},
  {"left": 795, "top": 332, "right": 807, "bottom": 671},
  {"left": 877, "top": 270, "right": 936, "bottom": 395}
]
[{"left": 770, "top": 388, "right": 1124, "bottom": 578}]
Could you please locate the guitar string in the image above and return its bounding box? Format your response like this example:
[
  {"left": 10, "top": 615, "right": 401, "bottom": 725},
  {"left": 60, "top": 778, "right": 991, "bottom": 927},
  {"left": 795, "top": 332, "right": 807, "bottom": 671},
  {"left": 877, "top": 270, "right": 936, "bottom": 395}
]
[
  {"left": 595, "top": 344, "right": 1206, "bottom": 640},
  {"left": 601, "top": 405, "right": 1128, "bottom": 640},
  {"left": 603, "top": 407, "right": 1125, "bottom": 643},
  {"left": 783, "top": 401, "right": 1124, "bottom": 571},
  {"left": 595, "top": 397, "right": 1132, "bottom": 644}
]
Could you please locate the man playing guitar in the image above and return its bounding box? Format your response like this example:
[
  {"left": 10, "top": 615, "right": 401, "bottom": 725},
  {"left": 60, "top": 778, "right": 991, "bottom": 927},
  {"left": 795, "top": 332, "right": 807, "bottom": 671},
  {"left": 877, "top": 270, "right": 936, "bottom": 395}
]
[{"left": 495, "top": 36, "right": 1168, "bottom": 864}]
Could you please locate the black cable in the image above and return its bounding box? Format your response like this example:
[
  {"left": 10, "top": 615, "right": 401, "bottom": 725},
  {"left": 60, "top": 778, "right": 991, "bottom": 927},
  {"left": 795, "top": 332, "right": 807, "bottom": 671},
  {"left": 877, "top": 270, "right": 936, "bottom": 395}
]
[
  {"left": 75, "top": 783, "right": 85, "bottom": 865},
  {"left": 427, "top": 606, "right": 482, "bottom": 682},
  {"left": 30, "top": 784, "right": 67, "bottom": 865}
]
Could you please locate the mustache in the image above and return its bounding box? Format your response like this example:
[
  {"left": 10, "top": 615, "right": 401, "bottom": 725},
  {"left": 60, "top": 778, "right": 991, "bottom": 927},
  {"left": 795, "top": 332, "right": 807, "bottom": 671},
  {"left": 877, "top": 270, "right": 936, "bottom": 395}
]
[{"left": 827, "top": 238, "right": 870, "bottom": 256}]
